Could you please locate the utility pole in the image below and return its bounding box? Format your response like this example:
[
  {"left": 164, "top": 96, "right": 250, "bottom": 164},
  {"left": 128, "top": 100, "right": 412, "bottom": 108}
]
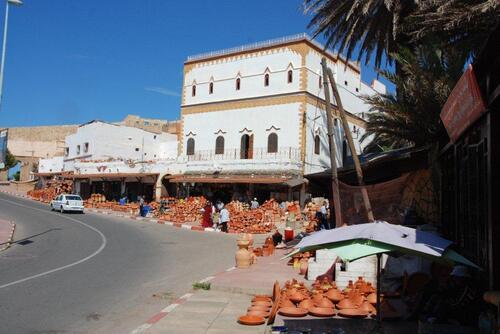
[
  {"left": 325, "top": 66, "right": 374, "bottom": 222},
  {"left": 320, "top": 58, "right": 342, "bottom": 227},
  {"left": 0, "top": 0, "right": 22, "bottom": 112}
]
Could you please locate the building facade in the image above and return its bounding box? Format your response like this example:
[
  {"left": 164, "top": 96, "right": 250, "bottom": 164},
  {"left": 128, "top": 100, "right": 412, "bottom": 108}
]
[{"left": 173, "top": 34, "right": 385, "bottom": 202}]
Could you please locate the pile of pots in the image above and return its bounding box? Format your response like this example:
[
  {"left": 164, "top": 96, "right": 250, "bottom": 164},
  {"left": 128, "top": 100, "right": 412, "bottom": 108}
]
[
  {"left": 156, "top": 196, "right": 207, "bottom": 224},
  {"left": 274, "top": 277, "right": 380, "bottom": 319},
  {"left": 28, "top": 180, "right": 73, "bottom": 203}
]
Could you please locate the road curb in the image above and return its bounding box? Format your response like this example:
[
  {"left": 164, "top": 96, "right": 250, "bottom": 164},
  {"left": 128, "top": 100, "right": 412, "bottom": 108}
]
[
  {"left": 0, "top": 189, "right": 272, "bottom": 238},
  {"left": 129, "top": 265, "right": 237, "bottom": 334},
  {"left": 0, "top": 221, "right": 16, "bottom": 252}
]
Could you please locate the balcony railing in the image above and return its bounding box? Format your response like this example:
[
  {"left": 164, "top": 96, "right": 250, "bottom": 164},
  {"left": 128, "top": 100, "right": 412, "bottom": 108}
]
[{"left": 185, "top": 147, "right": 302, "bottom": 162}]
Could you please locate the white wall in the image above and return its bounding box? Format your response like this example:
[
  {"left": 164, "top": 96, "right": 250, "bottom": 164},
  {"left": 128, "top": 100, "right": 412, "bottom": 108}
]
[
  {"left": 38, "top": 156, "right": 64, "bottom": 173},
  {"left": 182, "top": 103, "right": 302, "bottom": 154},
  {"left": 184, "top": 50, "right": 302, "bottom": 105},
  {"left": 64, "top": 121, "right": 178, "bottom": 163},
  {"left": 73, "top": 159, "right": 182, "bottom": 176}
]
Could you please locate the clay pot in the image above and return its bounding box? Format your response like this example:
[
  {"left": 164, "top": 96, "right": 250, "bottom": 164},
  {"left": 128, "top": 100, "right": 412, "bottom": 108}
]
[
  {"left": 316, "top": 297, "right": 335, "bottom": 308},
  {"left": 252, "top": 296, "right": 272, "bottom": 302},
  {"left": 308, "top": 307, "right": 336, "bottom": 317},
  {"left": 247, "top": 310, "right": 269, "bottom": 318},
  {"left": 338, "top": 308, "right": 369, "bottom": 318},
  {"left": 298, "top": 298, "right": 314, "bottom": 310},
  {"left": 337, "top": 298, "right": 358, "bottom": 310},
  {"left": 238, "top": 315, "right": 265, "bottom": 326},
  {"left": 235, "top": 247, "right": 252, "bottom": 268},
  {"left": 289, "top": 292, "right": 305, "bottom": 303},
  {"left": 367, "top": 293, "right": 382, "bottom": 305},
  {"left": 299, "top": 258, "right": 308, "bottom": 275},
  {"left": 280, "top": 298, "right": 295, "bottom": 308},
  {"left": 252, "top": 300, "right": 272, "bottom": 308},
  {"left": 248, "top": 305, "right": 270, "bottom": 312},
  {"left": 278, "top": 307, "right": 308, "bottom": 317},
  {"left": 312, "top": 292, "right": 324, "bottom": 304},
  {"left": 359, "top": 301, "right": 376, "bottom": 314},
  {"left": 325, "top": 289, "right": 344, "bottom": 303}
]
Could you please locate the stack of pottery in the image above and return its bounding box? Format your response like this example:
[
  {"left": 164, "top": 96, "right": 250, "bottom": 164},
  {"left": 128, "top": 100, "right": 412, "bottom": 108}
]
[
  {"left": 262, "top": 237, "right": 275, "bottom": 256},
  {"left": 239, "top": 294, "right": 273, "bottom": 326}
]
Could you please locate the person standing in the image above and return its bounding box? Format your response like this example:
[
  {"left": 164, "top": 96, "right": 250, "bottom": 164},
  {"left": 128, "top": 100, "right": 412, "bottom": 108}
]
[
  {"left": 201, "top": 201, "right": 213, "bottom": 228},
  {"left": 320, "top": 201, "right": 330, "bottom": 230},
  {"left": 138, "top": 196, "right": 145, "bottom": 217},
  {"left": 250, "top": 197, "right": 259, "bottom": 209},
  {"left": 219, "top": 204, "right": 230, "bottom": 233}
]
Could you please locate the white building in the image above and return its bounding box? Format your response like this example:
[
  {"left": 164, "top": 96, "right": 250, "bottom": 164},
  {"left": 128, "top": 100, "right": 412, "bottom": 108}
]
[
  {"left": 56, "top": 120, "right": 179, "bottom": 201},
  {"left": 38, "top": 156, "right": 64, "bottom": 174},
  {"left": 171, "top": 34, "right": 385, "bottom": 202}
]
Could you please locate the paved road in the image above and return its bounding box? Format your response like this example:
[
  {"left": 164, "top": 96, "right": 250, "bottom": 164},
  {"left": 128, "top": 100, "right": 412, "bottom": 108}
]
[{"left": 0, "top": 193, "right": 237, "bottom": 334}]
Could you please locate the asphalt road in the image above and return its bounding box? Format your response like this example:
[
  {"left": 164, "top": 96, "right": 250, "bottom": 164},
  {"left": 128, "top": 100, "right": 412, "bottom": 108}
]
[{"left": 0, "top": 192, "right": 238, "bottom": 334}]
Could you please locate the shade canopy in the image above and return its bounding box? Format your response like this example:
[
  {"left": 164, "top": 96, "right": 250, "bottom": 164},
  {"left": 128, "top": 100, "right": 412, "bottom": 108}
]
[{"left": 286, "top": 221, "right": 480, "bottom": 269}]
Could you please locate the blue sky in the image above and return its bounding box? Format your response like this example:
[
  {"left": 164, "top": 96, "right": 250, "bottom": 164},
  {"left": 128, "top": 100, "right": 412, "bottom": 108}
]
[{"left": 0, "top": 0, "right": 391, "bottom": 128}]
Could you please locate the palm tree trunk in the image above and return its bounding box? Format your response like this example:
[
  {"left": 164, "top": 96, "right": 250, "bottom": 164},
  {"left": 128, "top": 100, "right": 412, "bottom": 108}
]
[
  {"left": 325, "top": 66, "right": 375, "bottom": 222},
  {"left": 321, "top": 58, "right": 343, "bottom": 227}
]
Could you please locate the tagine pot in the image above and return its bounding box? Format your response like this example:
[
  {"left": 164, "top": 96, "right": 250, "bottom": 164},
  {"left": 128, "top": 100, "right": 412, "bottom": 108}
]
[{"left": 325, "top": 288, "right": 344, "bottom": 303}]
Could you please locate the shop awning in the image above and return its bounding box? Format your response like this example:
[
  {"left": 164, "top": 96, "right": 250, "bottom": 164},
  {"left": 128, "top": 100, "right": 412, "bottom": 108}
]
[
  {"left": 71, "top": 172, "right": 159, "bottom": 179},
  {"left": 166, "top": 174, "right": 304, "bottom": 186}
]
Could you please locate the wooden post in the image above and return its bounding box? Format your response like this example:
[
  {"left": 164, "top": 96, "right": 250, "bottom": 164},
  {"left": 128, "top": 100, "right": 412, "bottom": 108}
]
[
  {"left": 325, "top": 67, "right": 375, "bottom": 222},
  {"left": 321, "top": 58, "right": 343, "bottom": 227}
]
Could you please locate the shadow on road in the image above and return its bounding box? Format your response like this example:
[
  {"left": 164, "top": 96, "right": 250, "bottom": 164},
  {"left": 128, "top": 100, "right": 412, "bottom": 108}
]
[{"left": 0, "top": 228, "right": 62, "bottom": 246}]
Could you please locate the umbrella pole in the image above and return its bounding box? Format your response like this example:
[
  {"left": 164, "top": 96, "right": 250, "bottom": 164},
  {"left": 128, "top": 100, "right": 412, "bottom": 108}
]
[{"left": 376, "top": 253, "right": 382, "bottom": 332}]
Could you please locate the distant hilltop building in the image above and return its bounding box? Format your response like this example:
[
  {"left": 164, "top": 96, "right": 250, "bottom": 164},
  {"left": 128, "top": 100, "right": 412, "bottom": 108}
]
[{"left": 120, "top": 115, "right": 180, "bottom": 135}]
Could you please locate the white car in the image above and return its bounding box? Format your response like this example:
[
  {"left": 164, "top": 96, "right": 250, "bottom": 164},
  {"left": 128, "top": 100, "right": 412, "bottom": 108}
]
[{"left": 50, "top": 194, "right": 85, "bottom": 213}]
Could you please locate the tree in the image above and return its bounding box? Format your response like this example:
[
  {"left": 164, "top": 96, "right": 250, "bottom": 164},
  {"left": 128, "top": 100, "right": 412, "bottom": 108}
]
[
  {"left": 304, "top": 0, "right": 499, "bottom": 70},
  {"left": 360, "top": 45, "right": 464, "bottom": 151},
  {"left": 1, "top": 149, "right": 17, "bottom": 171},
  {"left": 13, "top": 171, "right": 20, "bottom": 181}
]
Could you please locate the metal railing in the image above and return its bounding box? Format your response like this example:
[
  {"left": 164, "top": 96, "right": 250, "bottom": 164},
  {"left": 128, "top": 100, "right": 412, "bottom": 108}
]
[{"left": 185, "top": 147, "right": 301, "bottom": 162}]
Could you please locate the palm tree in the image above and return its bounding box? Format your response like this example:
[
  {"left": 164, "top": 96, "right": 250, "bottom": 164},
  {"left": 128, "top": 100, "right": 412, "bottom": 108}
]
[
  {"left": 360, "top": 45, "right": 463, "bottom": 152},
  {"left": 304, "top": 0, "right": 499, "bottom": 70},
  {"left": 304, "top": 0, "right": 416, "bottom": 69}
]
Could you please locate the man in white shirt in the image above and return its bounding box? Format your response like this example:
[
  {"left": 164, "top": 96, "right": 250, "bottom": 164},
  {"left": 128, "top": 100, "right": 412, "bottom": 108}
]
[
  {"left": 219, "top": 205, "right": 230, "bottom": 233},
  {"left": 250, "top": 198, "right": 259, "bottom": 209}
]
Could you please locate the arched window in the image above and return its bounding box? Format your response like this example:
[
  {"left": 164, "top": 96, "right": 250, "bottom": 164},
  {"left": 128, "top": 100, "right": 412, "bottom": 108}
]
[
  {"left": 267, "top": 133, "right": 278, "bottom": 153},
  {"left": 287, "top": 70, "right": 293, "bottom": 83},
  {"left": 186, "top": 138, "right": 195, "bottom": 156},
  {"left": 240, "top": 134, "right": 253, "bottom": 159},
  {"left": 314, "top": 135, "right": 320, "bottom": 155},
  {"left": 209, "top": 82, "right": 214, "bottom": 94},
  {"left": 236, "top": 78, "right": 241, "bottom": 91},
  {"left": 264, "top": 73, "right": 269, "bottom": 87},
  {"left": 215, "top": 136, "right": 224, "bottom": 155},
  {"left": 191, "top": 85, "right": 196, "bottom": 97}
]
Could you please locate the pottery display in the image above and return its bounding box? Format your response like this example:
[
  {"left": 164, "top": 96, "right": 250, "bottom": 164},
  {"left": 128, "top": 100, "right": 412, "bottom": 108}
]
[
  {"left": 289, "top": 292, "right": 305, "bottom": 303},
  {"left": 367, "top": 292, "right": 383, "bottom": 304},
  {"left": 272, "top": 281, "right": 280, "bottom": 302},
  {"left": 299, "top": 258, "right": 308, "bottom": 275},
  {"left": 278, "top": 307, "right": 308, "bottom": 317},
  {"left": 238, "top": 315, "right": 265, "bottom": 326},
  {"left": 308, "top": 307, "right": 336, "bottom": 317},
  {"left": 279, "top": 299, "right": 295, "bottom": 308}
]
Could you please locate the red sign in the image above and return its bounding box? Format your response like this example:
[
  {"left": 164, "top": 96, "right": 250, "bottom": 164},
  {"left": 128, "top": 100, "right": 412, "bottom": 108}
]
[{"left": 440, "top": 65, "right": 486, "bottom": 142}]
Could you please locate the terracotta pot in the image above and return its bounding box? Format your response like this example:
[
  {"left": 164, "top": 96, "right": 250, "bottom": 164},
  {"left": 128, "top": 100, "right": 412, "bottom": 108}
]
[
  {"left": 359, "top": 301, "right": 376, "bottom": 314},
  {"left": 298, "top": 298, "right": 314, "bottom": 310},
  {"left": 338, "top": 308, "right": 368, "bottom": 318},
  {"left": 308, "top": 307, "right": 336, "bottom": 317},
  {"left": 337, "top": 298, "right": 358, "bottom": 310},
  {"left": 279, "top": 298, "right": 295, "bottom": 308},
  {"left": 299, "top": 258, "right": 308, "bottom": 275},
  {"left": 289, "top": 292, "right": 305, "bottom": 303},
  {"left": 252, "top": 300, "right": 272, "bottom": 308},
  {"left": 312, "top": 292, "right": 324, "bottom": 304},
  {"left": 278, "top": 307, "right": 308, "bottom": 317},
  {"left": 367, "top": 293, "right": 382, "bottom": 305},
  {"left": 247, "top": 305, "right": 270, "bottom": 312},
  {"left": 238, "top": 315, "right": 265, "bottom": 326},
  {"left": 235, "top": 247, "right": 252, "bottom": 268},
  {"left": 252, "top": 296, "right": 272, "bottom": 302},
  {"left": 325, "top": 288, "right": 344, "bottom": 303},
  {"left": 247, "top": 310, "right": 269, "bottom": 318},
  {"left": 316, "top": 297, "right": 335, "bottom": 308}
]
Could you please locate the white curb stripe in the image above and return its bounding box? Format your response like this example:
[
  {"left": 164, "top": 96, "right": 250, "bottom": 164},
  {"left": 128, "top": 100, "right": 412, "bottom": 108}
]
[
  {"left": 161, "top": 303, "right": 179, "bottom": 313},
  {"left": 130, "top": 323, "right": 152, "bottom": 334},
  {"left": 179, "top": 292, "right": 193, "bottom": 300},
  {"left": 181, "top": 224, "right": 191, "bottom": 229},
  {"left": 199, "top": 276, "right": 215, "bottom": 283}
]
